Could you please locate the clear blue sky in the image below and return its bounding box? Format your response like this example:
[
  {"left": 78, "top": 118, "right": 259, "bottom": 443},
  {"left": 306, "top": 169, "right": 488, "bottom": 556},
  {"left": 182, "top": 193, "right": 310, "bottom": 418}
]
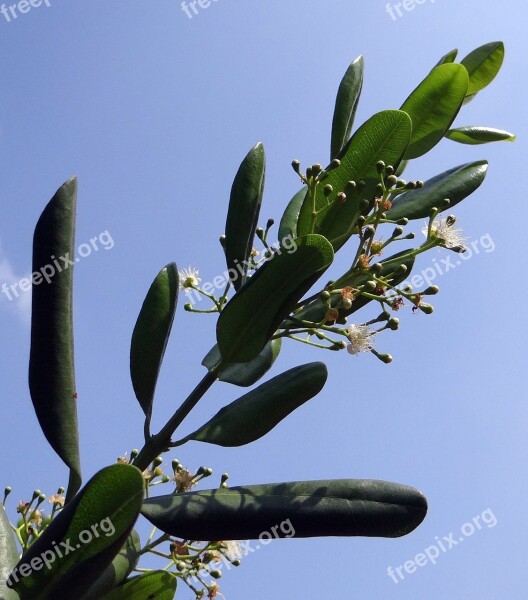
[{"left": 1, "top": 1, "right": 526, "bottom": 598}]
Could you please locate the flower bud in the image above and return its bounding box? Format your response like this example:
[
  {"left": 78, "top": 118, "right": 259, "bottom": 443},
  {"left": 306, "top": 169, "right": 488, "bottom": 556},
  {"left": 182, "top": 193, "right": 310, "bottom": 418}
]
[
  {"left": 266, "top": 218, "right": 275, "bottom": 229},
  {"left": 385, "top": 165, "right": 395, "bottom": 175},
  {"left": 397, "top": 217, "right": 409, "bottom": 226},
  {"left": 419, "top": 303, "right": 434, "bottom": 314},
  {"left": 320, "top": 290, "right": 331, "bottom": 300},
  {"left": 210, "top": 570, "right": 222, "bottom": 579},
  {"left": 423, "top": 285, "right": 439, "bottom": 295},
  {"left": 341, "top": 298, "right": 352, "bottom": 310},
  {"left": 386, "top": 175, "right": 398, "bottom": 186},
  {"left": 329, "top": 158, "right": 341, "bottom": 170},
  {"left": 344, "top": 180, "right": 356, "bottom": 193},
  {"left": 446, "top": 214, "right": 456, "bottom": 226},
  {"left": 184, "top": 303, "right": 193, "bottom": 311},
  {"left": 337, "top": 192, "right": 347, "bottom": 203},
  {"left": 291, "top": 159, "right": 301, "bottom": 174},
  {"left": 323, "top": 184, "right": 333, "bottom": 196},
  {"left": 376, "top": 160, "right": 385, "bottom": 173},
  {"left": 391, "top": 226, "right": 404, "bottom": 238},
  {"left": 396, "top": 179, "right": 406, "bottom": 187},
  {"left": 388, "top": 318, "right": 400, "bottom": 330},
  {"left": 311, "top": 163, "right": 323, "bottom": 176}
]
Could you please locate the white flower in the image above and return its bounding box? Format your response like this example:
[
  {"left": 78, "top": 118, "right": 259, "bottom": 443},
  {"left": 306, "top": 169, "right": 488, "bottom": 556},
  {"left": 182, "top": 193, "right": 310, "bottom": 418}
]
[
  {"left": 346, "top": 324, "right": 374, "bottom": 355},
  {"left": 178, "top": 266, "right": 201, "bottom": 289},
  {"left": 220, "top": 540, "right": 242, "bottom": 562},
  {"left": 422, "top": 218, "right": 466, "bottom": 249}
]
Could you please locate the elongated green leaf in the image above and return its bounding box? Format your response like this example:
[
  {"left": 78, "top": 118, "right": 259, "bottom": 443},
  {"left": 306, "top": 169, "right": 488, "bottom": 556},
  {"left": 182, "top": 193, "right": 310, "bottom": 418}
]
[
  {"left": 8, "top": 464, "right": 144, "bottom": 600},
  {"left": 292, "top": 249, "right": 415, "bottom": 324},
  {"left": 29, "top": 177, "right": 81, "bottom": 501},
  {"left": 225, "top": 142, "right": 266, "bottom": 289},
  {"left": 142, "top": 479, "right": 427, "bottom": 540},
  {"left": 216, "top": 234, "right": 334, "bottom": 364},
  {"left": 435, "top": 48, "right": 458, "bottom": 66},
  {"left": 445, "top": 126, "right": 515, "bottom": 145},
  {"left": 80, "top": 531, "right": 141, "bottom": 600},
  {"left": 387, "top": 160, "right": 488, "bottom": 221},
  {"left": 130, "top": 263, "right": 178, "bottom": 429},
  {"left": 184, "top": 362, "right": 327, "bottom": 447},
  {"left": 1, "top": 504, "right": 20, "bottom": 600},
  {"left": 278, "top": 187, "right": 306, "bottom": 243},
  {"left": 330, "top": 55, "right": 364, "bottom": 160},
  {"left": 460, "top": 41, "right": 504, "bottom": 96},
  {"left": 100, "top": 571, "right": 176, "bottom": 600},
  {"left": 298, "top": 110, "right": 412, "bottom": 250},
  {"left": 401, "top": 64, "right": 468, "bottom": 159},
  {"left": 202, "top": 339, "right": 282, "bottom": 387}
]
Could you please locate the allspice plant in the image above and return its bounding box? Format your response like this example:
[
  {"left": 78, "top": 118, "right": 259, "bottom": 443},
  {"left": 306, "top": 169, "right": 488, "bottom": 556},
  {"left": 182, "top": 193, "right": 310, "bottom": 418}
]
[{"left": 1, "top": 41, "right": 514, "bottom": 599}]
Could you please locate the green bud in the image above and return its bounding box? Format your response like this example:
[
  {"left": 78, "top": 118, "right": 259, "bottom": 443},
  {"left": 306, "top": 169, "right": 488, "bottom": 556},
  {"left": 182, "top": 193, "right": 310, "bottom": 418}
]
[
  {"left": 153, "top": 456, "right": 163, "bottom": 467},
  {"left": 210, "top": 570, "right": 222, "bottom": 579},
  {"left": 357, "top": 180, "right": 366, "bottom": 189},
  {"left": 184, "top": 302, "right": 193, "bottom": 311},
  {"left": 375, "top": 183, "right": 383, "bottom": 195},
  {"left": 344, "top": 180, "right": 356, "bottom": 193},
  {"left": 329, "top": 158, "right": 341, "bottom": 170},
  {"left": 424, "top": 285, "right": 439, "bottom": 295},
  {"left": 386, "top": 175, "right": 398, "bottom": 186},
  {"left": 416, "top": 180, "right": 424, "bottom": 188},
  {"left": 57, "top": 486, "right": 65, "bottom": 495},
  {"left": 311, "top": 163, "right": 323, "bottom": 176},
  {"left": 320, "top": 290, "right": 331, "bottom": 300},
  {"left": 391, "top": 226, "right": 404, "bottom": 238},
  {"left": 32, "top": 490, "right": 41, "bottom": 500},
  {"left": 446, "top": 214, "right": 456, "bottom": 226},
  {"left": 342, "top": 298, "right": 352, "bottom": 309},
  {"left": 291, "top": 159, "right": 301, "bottom": 173},
  {"left": 397, "top": 217, "right": 409, "bottom": 226},
  {"left": 356, "top": 215, "right": 367, "bottom": 227},
  {"left": 371, "top": 263, "right": 383, "bottom": 274},
  {"left": 451, "top": 245, "right": 467, "bottom": 253},
  {"left": 363, "top": 225, "right": 375, "bottom": 239},
  {"left": 337, "top": 192, "right": 346, "bottom": 202},
  {"left": 359, "top": 199, "right": 370, "bottom": 213},
  {"left": 365, "top": 280, "right": 377, "bottom": 290},
  {"left": 176, "top": 561, "right": 187, "bottom": 571},
  {"left": 172, "top": 459, "right": 181, "bottom": 471},
  {"left": 429, "top": 207, "right": 439, "bottom": 218},
  {"left": 221, "top": 473, "right": 229, "bottom": 484},
  {"left": 419, "top": 303, "right": 434, "bottom": 314},
  {"left": 232, "top": 559, "right": 241, "bottom": 567},
  {"left": 405, "top": 181, "right": 416, "bottom": 189},
  {"left": 376, "top": 160, "right": 385, "bottom": 173},
  {"left": 396, "top": 179, "right": 406, "bottom": 187},
  {"left": 385, "top": 165, "right": 395, "bottom": 175},
  {"left": 404, "top": 233, "right": 415, "bottom": 240},
  {"left": 388, "top": 318, "right": 399, "bottom": 330},
  {"left": 4, "top": 486, "right": 12, "bottom": 498},
  {"left": 256, "top": 227, "right": 265, "bottom": 240},
  {"left": 394, "top": 264, "right": 408, "bottom": 276},
  {"left": 266, "top": 218, "right": 275, "bottom": 229},
  {"left": 379, "top": 353, "right": 393, "bottom": 364},
  {"left": 377, "top": 311, "right": 390, "bottom": 322},
  {"left": 323, "top": 184, "right": 333, "bottom": 196}
]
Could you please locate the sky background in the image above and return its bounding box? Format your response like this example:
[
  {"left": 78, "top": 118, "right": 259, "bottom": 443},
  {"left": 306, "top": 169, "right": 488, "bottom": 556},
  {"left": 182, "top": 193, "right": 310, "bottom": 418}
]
[{"left": 1, "top": 1, "right": 526, "bottom": 598}]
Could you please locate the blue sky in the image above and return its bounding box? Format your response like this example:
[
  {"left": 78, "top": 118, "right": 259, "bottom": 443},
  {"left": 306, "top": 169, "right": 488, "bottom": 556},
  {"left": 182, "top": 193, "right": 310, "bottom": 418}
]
[{"left": 0, "top": 1, "right": 526, "bottom": 598}]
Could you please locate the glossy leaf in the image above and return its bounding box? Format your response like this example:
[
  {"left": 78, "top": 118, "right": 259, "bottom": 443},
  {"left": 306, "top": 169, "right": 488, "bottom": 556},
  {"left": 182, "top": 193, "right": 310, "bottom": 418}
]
[
  {"left": 8, "top": 464, "right": 144, "bottom": 600},
  {"left": 0, "top": 504, "right": 20, "bottom": 600},
  {"left": 99, "top": 571, "right": 176, "bottom": 600},
  {"left": 225, "top": 142, "right": 266, "bottom": 289},
  {"left": 278, "top": 187, "right": 306, "bottom": 243},
  {"left": 80, "top": 531, "right": 141, "bottom": 600},
  {"left": 460, "top": 41, "right": 504, "bottom": 96},
  {"left": 216, "top": 234, "right": 334, "bottom": 364},
  {"left": 445, "top": 126, "right": 515, "bottom": 145},
  {"left": 183, "top": 362, "right": 327, "bottom": 447},
  {"left": 330, "top": 55, "right": 364, "bottom": 160},
  {"left": 298, "top": 110, "right": 412, "bottom": 250},
  {"left": 130, "top": 263, "right": 178, "bottom": 428},
  {"left": 142, "top": 479, "right": 427, "bottom": 540},
  {"left": 29, "top": 177, "right": 81, "bottom": 501},
  {"left": 435, "top": 48, "right": 458, "bottom": 66},
  {"left": 400, "top": 64, "right": 468, "bottom": 159},
  {"left": 202, "top": 339, "right": 282, "bottom": 387},
  {"left": 387, "top": 160, "right": 488, "bottom": 221},
  {"left": 292, "top": 249, "right": 415, "bottom": 324}
]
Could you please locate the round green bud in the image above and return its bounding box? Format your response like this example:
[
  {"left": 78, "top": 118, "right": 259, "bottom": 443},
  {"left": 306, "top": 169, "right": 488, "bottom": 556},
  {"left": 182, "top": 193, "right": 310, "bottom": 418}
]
[
  {"left": 386, "top": 175, "right": 398, "bottom": 186},
  {"left": 365, "top": 280, "right": 377, "bottom": 290},
  {"left": 405, "top": 181, "right": 416, "bottom": 189},
  {"left": 320, "top": 290, "right": 331, "bottom": 300},
  {"left": 416, "top": 180, "right": 424, "bottom": 188},
  {"left": 376, "top": 160, "right": 386, "bottom": 173},
  {"left": 356, "top": 216, "right": 366, "bottom": 227},
  {"left": 266, "top": 218, "right": 275, "bottom": 228},
  {"left": 291, "top": 159, "right": 301, "bottom": 173},
  {"left": 342, "top": 298, "right": 352, "bottom": 309},
  {"left": 344, "top": 180, "right": 356, "bottom": 193},
  {"left": 330, "top": 158, "right": 341, "bottom": 169},
  {"left": 357, "top": 180, "right": 366, "bottom": 189},
  {"left": 404, "top": 232, "right": 415, "bottom": 240},
  {"left": 184, "top": 303, "right": 193, "bottom": 311},
  {"left": 397, "top": 217, "right": 409, "bottom": 226},
  {"left": 392, "top": 226, "right": 404, "bottom": 238},
  {"left": 232, "top": 559, "right": 241, "bottom": 567},
  {"left": 372, "top": 263, "right": 383, "bottom": 274},
  {"left": 385, "top": 165, "right": 395, "bottom": 175},
  {"left": 311, "top": 163, "right": 323, "bottom": 175},
  {"left": 388, "top": 318, "right": 400, "bottom": 330},
  {"left": 424, "top": 285, "right": 439, "bottom": 295},
  {"left": 380, "top": 353, "right": 393, "bottom": 364},
  {"left": 323, "top": 184, "right": 333, "bottom": 196},
  {"left": 419, "top": 303, "right": 434, "bottom": 314},
  {"left": 153, "top": 456, "right": 163, "bottom": 467},
  {"left": 363, "top": 225, "right": 375, "bottom": 239},
  {"left": 176, "top": 561, "right": 187, "bottom": 571},
  {"left": 210, "top": 570, "right": 222, "bottom": 579},
  {"left": 396, "top": 179, "right": 406, "bottom": 187}
]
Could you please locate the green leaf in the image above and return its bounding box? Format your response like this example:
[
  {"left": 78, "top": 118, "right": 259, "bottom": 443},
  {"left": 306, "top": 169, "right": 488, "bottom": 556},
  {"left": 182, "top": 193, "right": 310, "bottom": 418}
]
[
  {"left": 142, "top": 479, "right": 427, "bottom": 540},
  {"left": 29, "top": 177, "right": 81, "bottom": 501},
  {"left": 400, "top": 63, "right": 469, "bottom": 159},
  {"left": 216, "top": 234, "right": 334, "bottom": 364},
  {"left": 1, "top": 504, "right": 20, "bottom": 600},
  {"left": 8, "top": 464, "right": 144, "bottom": 600},
  {"left": 225, "top": 142, "right": 266, "bottom": 289},
  {"left": 460, "top": 41, "right": 504, "bottom": 96},
  {"left": 330, "top": 55, "right": 364, "bottom": 160},
  {"left": 183, "top": 362, "right": 327, "bottom": 447},
  {"left": 99, "top": 571, "right": 176, "bottom": 600},
  {"left": 297, "top": 110, "right": 412, "bottom": 250},
  {"left": 130, "top": 263, "right": 178, "bottom": 429},
  {"left": 202, "top": 339, "right": 282, "bottom": 387},
  {"left": 278, "top": 187, "right": 306, "bottom": 243},
  {"left": 435, "top": 48, "right": 458, "bottom": 66},
  {"left": 445, "top": 126, "right": 515, "bottom": 145},
  {"left": 386, "top": 160, "right": 488, "bottom": 221},
  {"left": 80, "top": 531, "right": 141, "bottom": 600},
  {"left": 292, "top": 249, "right": 415, "bottom": 324}
]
